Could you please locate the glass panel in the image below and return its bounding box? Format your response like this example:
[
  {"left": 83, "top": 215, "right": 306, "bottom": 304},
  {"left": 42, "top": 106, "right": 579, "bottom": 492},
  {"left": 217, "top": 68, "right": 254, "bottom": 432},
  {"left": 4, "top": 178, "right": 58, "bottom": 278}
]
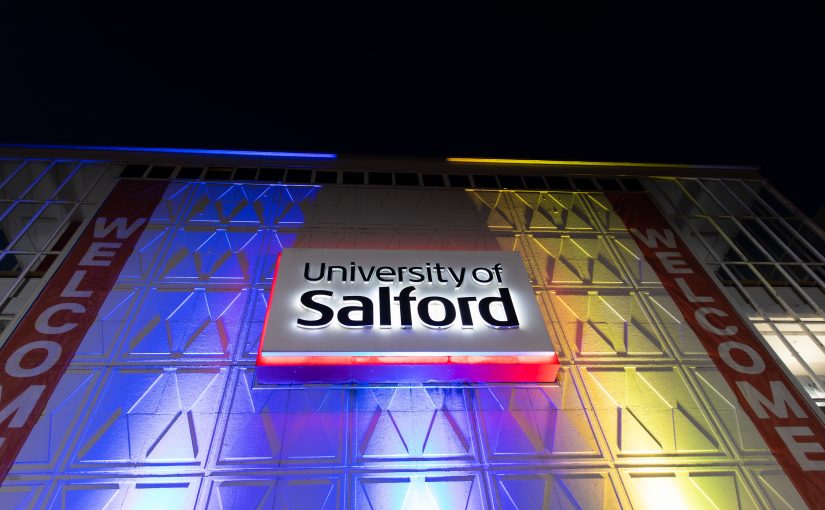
[
  {"left": 754, "top": 319, "right": 825, "bottom": 400},
  {"left": 701, "top": 179, "right": 751, "bottom": 216},
  {"left": 23, "top": 162, "right": 76, "bottom": 200},
  {"left": 0, "top": 161, "right": 49, "bottom": 200},
  {"left": 810, "top": 265, "right": 825, "bottom": 284},
  {"left": 10, "top": 203, "right": 75, "bottom": 252},
  {"left": 686, "top": 217, "right": 739, "bottom": 262},
  {"left": 647, "top": 178, "right": 694, "bottom": 215},
  {"left": 752, "top": 181, "right": 796, "bottom": 217},
  {"left": 53, "top": 163, "right": 108, "bottom": 202},
  {"left": 748, "top": 286, "right": 786, "bottom": 315},
  {"left": 680, "top": 179, "right": 725, "bottom": 215},
  {"left": 753, "top": 263, "right": 789, "bottom": 287},
  {"left": 797, "top": 223, "right": 825, "bottom": 261},
  {"left": 783, "top": 264, "right": 820, "bottom": 287},
  {"left": 705, "top": 263, "right": 758, "bottom": 315},
  {"left": 802, "top": 286, "right": 825, "bottom": 310},
  {"left": 84, "top": 166, "right": 118, "bottom": 204},
  {"left": 0, "top": 274, "right": 43, "bottom": 317},
  {"left": 763, "top": 218, "right": 825, "bottom": 264},
  {"left": 723, "top": 180, "right": 775, "bottom": 217},
  {"left": 761, "top": 331, "right": 825, "bottom": 398},
  {"left": 740, "top": 218, "right": 791, "bottom": 261},
  {"left": 0, "top": 160, "right": 24, "bottom": 186},
  {"left": 0, "top": 201, "right": 11, "bottom": 221},
  {"left": 0, "top": 252, "right": 22, "bottom": 275},
  {"left": 774, "top": 286, "right": 818, "bottom": 316},
  {"left": 723, "top": 263, "right": 759, "bottom": 285},
  {"left": 0, "top": 202, "right": 43, "bottom": 247},
  {"left": 716, "top": 218, "right": 767, "bottom": 261}
]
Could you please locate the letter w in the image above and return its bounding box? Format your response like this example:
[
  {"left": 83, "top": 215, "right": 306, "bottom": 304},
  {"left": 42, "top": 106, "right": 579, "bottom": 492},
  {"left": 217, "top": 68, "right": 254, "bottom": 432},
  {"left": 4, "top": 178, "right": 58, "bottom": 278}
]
[
  {"left": 629, "top": 228, "right": 677, "bottom": 249},
  {"left": 94, "top": 217, "right": 146, "bottom": 239}
]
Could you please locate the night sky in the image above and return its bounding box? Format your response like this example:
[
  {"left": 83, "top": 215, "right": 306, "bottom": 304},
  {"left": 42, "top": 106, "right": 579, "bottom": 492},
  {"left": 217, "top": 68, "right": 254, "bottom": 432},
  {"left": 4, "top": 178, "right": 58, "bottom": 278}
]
[{"left": 2, "top": 5, "right": 822, "bottom": 214}]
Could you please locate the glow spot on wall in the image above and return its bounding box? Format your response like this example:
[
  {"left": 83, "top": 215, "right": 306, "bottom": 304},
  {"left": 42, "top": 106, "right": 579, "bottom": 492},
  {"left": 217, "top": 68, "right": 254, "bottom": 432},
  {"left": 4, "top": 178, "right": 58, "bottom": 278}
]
[
  {"left": 402, "top": 479, "right": 440, "bottom": 510},
  {"left": 635, "top": 476, "right": 689, "bottom": 510}
]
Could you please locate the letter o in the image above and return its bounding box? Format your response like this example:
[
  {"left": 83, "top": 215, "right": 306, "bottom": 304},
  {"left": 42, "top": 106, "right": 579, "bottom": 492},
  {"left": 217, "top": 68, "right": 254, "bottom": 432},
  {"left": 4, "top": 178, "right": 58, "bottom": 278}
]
[
  {"left": 719, "top": 341, "right": 765, "bottom": 375},
  {"left": 5, "top": 340, "right": 62, "bottom": 378},
  {"left": 418, "top": 297, "right": 457, "bottom": 328},
  {"left": 472, "top": 268, "right": 494, "bottom": 284}
]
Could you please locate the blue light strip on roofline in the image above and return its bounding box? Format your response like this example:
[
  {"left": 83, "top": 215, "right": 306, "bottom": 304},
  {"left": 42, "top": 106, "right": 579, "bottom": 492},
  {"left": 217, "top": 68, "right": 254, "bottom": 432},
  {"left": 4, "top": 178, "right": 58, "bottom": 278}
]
[{"left": 0, "top": 144, "right": 337, "bottom": 159}]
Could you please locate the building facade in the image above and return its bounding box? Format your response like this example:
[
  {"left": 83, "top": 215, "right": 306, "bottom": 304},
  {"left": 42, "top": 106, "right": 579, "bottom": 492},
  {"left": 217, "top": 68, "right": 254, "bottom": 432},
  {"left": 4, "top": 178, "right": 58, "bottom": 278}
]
[{"left": 0, "top": 146, "right": 823, "bottom": 509}]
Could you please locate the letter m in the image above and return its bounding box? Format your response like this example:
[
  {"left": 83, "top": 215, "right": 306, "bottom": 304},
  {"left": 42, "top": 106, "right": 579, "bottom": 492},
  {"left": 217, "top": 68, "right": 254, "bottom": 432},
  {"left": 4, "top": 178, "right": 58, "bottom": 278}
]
[
  {"left": 94, "top": 217, "right": 146, "bottom": 239},
  {"left": 736, "top": 380, "right": 807, "bottom": 419}
]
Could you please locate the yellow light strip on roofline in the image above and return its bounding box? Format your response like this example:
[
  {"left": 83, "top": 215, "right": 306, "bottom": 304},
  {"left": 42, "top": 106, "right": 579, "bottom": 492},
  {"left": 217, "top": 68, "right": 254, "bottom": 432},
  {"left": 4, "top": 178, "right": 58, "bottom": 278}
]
[{"left": 446, "top": 157, "right": 756, "bottom": 171}]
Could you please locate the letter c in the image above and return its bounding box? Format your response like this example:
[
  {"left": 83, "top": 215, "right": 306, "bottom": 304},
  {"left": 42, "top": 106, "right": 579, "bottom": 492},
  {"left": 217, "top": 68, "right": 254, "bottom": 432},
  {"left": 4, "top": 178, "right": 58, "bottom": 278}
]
[{"left": 34, "top": 303, "right": 86, "bottom": 335}]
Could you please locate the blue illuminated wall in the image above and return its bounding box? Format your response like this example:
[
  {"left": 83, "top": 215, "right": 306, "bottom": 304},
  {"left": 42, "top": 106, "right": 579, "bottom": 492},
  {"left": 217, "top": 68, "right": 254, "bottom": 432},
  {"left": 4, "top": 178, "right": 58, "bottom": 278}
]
[{"left": 1, "top": 178, "right": 810, "bottom": 509}]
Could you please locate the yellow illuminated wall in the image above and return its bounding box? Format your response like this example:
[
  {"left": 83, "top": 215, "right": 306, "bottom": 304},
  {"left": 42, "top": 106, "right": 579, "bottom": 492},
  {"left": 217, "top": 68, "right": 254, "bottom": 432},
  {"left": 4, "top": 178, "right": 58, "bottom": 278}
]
[{"left": 461, "top": 187, "right": 807, "bottom": 509}]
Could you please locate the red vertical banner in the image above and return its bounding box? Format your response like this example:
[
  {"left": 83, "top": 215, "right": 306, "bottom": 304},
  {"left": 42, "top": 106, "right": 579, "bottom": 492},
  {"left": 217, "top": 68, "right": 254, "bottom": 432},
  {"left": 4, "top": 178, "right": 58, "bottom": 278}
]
[
  {"left": 0, "top": 179, "right": 167, "bottom": 484},
  {"left": 606, "top": 191, "right": 825, "bottom": 508}
]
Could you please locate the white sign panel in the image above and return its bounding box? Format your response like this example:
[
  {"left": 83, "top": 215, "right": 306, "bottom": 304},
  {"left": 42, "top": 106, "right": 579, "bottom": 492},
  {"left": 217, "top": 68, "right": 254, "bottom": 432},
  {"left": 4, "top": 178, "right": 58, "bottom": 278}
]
[{"left": 259, "top": 248, "right": 555, "bottom": 358}]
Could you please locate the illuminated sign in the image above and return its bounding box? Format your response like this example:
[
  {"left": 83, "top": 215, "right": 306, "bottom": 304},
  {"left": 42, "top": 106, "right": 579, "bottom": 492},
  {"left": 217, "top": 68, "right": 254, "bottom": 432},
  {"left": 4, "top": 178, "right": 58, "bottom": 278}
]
[{"left": 257, "top": 248, "right": 559, "bottom": 383}]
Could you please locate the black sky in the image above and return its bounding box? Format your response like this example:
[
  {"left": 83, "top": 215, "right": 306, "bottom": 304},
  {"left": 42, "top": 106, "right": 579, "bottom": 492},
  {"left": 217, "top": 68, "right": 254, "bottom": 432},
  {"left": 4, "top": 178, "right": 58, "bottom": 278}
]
[{"left": 1, "top": 5, "right": 822, "bottom": 214}]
